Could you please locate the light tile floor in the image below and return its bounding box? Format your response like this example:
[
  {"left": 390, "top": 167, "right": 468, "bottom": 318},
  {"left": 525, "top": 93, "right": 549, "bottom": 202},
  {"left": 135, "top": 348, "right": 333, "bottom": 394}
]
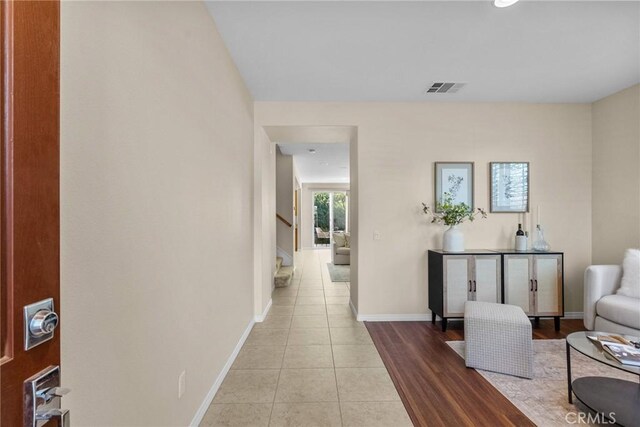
[{"left": 201, "top": 249, "right": 413, "bottom": 427}]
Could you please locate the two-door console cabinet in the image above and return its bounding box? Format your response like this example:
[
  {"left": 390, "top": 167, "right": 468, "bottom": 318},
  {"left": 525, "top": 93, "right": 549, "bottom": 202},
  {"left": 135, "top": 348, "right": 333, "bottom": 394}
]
[{"left": 428, "top": 249, "right": 564, "bottom": 331}]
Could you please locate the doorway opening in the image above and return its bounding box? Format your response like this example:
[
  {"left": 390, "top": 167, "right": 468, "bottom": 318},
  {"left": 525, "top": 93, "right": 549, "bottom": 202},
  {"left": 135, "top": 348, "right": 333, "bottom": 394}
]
[{"left": 255, "top": 125, "right": 358, "bottom": 322}]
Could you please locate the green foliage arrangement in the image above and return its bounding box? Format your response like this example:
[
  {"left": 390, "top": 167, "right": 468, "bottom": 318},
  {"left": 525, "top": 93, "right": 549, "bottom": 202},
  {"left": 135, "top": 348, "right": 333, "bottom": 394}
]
[
  {"left": 314, "top": 193, "right": 330, "bottom": 230},
  {"left": 314, "top": 192, "right": 347, "bottom": 231},
  {"left": 422, "top": 193, "right": 487, "bottom": 226}
]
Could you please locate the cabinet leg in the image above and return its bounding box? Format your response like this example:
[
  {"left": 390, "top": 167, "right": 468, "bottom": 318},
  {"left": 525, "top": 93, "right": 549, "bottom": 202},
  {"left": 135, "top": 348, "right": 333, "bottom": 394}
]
[
  {"left": 441, "top": 318, "right": 447, "bottom": 332},
  {"left": 554, "top": 316, "right": 561, "bottom": 332},
  {"left": 431, "top": 312, "right": 436, "bottom": 324}
]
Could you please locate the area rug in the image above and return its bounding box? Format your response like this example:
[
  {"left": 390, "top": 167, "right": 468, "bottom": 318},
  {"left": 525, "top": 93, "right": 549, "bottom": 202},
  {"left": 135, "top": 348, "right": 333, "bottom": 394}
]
[
  {"left": 447, "top": 340, "right": 637, "bottom": 426},
  {"left": 326, "top": 263, "right": 350, "bottom": 282}
]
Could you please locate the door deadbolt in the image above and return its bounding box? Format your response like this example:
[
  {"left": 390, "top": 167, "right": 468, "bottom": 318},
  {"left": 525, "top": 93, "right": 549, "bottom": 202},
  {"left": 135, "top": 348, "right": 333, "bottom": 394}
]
[
  {"left": 24, "top": 298, "right": 59, "bottom": 350},
  {"left": 29, "top": 310, "right": 59, "bottom": 337}
]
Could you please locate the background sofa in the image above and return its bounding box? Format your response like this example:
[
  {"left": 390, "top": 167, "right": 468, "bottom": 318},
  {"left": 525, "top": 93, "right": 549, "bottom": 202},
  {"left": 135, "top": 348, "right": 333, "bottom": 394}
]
[
  {"left": 331, "top": 232, "right": 350, "bottom": 265},
  {"left": 584, "top": 265, "right": 640, "bottom": 336}
]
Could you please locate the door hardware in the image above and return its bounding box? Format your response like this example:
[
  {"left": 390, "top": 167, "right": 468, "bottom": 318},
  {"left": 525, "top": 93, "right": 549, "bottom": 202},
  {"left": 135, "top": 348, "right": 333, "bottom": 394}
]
[
  {"left": 29, "top": 310, "right": 59, "bottom": 337},
  {"left": 24, "top": 365, "right": 71, "bottom": 427},
  {"left": 36, "top": 408, "right": 70, "bottom": 427},
  {"left": 24, "top": 298, "right": 59, "bottom": 350},
  {"left": 36, "top": 386, "right": 70, "bottom": 404}
]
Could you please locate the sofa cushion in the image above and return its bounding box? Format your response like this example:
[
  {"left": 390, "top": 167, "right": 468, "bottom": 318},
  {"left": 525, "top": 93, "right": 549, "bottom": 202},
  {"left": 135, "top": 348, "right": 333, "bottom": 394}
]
[
  {"left": 336, "top": 247, "right": 350, "bottom": 255},
  {"left": 333, "top": 232, "right": 346, "bottom": 248},
  {"left": 597, "top": 294, "right": 640, "bottom": 330},
  {"left": 344, "top": 232, "right": 351, "bottom": 248},
  {"left": 617, "top": 248, "right": 640, "bottom": 298}
]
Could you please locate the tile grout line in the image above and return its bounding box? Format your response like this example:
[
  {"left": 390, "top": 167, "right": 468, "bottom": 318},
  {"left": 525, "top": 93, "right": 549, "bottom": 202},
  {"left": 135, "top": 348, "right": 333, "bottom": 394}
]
[
  {"left": 321, "top": 253, "right": 345, "bottom": 427},
  {"left": 267, "top": 346, "right": 286, "bottom": 426},
  {"left": 267, "top": 253, "right": 303, "bottom": 426}
]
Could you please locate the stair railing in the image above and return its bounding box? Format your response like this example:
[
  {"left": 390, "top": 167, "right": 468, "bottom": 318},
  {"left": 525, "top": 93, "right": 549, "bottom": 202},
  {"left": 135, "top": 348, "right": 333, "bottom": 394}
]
[{"left": 276, "top": 213, "right": 292, "bottom": 228}]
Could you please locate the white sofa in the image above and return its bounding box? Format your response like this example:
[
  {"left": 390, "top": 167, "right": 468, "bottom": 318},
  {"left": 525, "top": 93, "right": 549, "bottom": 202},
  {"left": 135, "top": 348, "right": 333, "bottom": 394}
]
[
  {"left": 583, "top": 265, "right": 640, "bottom": 336},
  {"left": 331, "top": 232, "right": 350, "bottom": 265}
]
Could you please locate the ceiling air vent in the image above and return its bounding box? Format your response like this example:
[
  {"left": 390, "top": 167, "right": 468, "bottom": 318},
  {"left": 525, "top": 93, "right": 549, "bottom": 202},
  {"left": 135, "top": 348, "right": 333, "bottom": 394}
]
[{"left": 425, "top": 82, "right": 466, "bottom": 94}]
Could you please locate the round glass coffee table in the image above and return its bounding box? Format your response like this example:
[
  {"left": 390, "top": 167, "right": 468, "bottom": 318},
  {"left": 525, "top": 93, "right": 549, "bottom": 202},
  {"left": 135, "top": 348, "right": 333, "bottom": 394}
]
[{"left": 566, "top": 332, "right": 640, "bottom": 427}]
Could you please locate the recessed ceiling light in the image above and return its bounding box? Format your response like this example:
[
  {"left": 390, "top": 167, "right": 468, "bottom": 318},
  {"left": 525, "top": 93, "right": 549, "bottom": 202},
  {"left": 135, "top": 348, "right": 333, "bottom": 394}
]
[
  {"left": 308, "top": 149, "right": 316, "bottom": 154},
  {"left": 494, "top": 0, "right": 519, "bottom": 7}
]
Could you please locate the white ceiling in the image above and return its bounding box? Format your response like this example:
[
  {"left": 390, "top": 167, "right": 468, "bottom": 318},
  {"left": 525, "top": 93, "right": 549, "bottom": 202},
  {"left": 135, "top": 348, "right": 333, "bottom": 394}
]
[
  {"left": 278, "top": 143, "right": 350, "bottom": 183},
  {"left": 206, "top": 1, "right": 640, "bottom": 103}
]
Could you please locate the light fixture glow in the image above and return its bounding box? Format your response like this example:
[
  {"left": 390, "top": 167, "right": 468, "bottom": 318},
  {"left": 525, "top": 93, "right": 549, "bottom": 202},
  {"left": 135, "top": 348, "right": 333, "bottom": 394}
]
[{"left": 494, "top": 0, "right": 519, "bottom": 7}]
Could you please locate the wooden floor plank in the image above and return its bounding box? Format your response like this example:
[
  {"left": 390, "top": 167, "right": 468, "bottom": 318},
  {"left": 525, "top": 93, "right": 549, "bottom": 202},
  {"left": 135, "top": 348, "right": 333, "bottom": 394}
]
[{"left": 366, "top": 319, "right": 585, "bottom": 427}]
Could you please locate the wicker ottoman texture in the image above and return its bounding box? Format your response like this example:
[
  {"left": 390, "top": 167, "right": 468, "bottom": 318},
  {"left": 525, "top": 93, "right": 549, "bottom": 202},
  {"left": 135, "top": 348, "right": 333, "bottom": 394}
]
[{"left": 464, "top": 301, "right": 533, "bottom": 379}]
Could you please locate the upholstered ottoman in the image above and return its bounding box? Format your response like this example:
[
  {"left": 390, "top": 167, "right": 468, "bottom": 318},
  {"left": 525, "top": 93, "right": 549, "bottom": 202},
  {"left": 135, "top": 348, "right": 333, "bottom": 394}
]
[{"left": 464, "top": 301, "right": 533, "bottom": 379}]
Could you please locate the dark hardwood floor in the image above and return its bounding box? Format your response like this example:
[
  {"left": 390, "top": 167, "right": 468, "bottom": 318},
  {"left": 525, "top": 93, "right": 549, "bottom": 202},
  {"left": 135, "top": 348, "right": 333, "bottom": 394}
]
[{"left": 365, "top": 319, "right": 585, "bottom": 427}]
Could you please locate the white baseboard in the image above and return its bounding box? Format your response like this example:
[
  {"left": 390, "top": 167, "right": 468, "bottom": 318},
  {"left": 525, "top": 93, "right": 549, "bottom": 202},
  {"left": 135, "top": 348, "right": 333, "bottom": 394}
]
[
  {"left": 254, "top": 298, "right": 272, "bottom": 323},
  {"left": 357, "top": 313, "right": 431, "bottom": 322},
  {"left": 189, "top": 318, "right": 255, "bottom": 427},
  {"left": 563, "top": 312, "right": 583, "bottom": 319}
]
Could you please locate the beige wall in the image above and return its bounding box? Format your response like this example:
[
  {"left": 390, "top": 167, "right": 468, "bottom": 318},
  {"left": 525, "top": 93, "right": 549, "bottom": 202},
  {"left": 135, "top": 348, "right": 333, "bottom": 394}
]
[
  {"left": 254, "top": 126, "right": 276, "bottom": 317},
  {"left": 276, "top": 148, "right": 294, "bottom": 260},
  {"left": 61, "top": 2, "right": 254, "bottom": 426},
  {"left": 592, "top": 84, "right": 640, "bottom": 264},
  {"left": 255, "top": 103, "right": 593, "bottom": 315}
]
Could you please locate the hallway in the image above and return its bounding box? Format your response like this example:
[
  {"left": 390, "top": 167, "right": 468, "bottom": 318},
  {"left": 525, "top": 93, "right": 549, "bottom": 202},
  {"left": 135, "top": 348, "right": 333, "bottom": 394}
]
[{"left": 202, "top": 250, "right": 412, "bottom": 426}]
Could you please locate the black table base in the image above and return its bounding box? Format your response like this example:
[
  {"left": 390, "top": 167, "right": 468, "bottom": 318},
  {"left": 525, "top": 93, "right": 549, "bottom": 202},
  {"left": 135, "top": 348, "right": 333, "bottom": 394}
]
[{"left": 572, "top": 376, "right": 640, "bottom": 427}]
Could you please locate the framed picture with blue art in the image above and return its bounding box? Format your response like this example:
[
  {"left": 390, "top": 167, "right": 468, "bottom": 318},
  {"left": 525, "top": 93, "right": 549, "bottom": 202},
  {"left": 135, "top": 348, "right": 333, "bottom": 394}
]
[
  {"left": 490, "top": 162, "right": 529, "bottom": 213},
  {"left": 434, "top": 162, "right": 474, "bottom": 212}
]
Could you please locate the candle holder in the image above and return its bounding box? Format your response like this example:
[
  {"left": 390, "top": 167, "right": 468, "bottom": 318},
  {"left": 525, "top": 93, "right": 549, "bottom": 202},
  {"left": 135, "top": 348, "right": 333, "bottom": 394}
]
[{"left": 532, "top": 224, "right": 550, "bottom": 252}]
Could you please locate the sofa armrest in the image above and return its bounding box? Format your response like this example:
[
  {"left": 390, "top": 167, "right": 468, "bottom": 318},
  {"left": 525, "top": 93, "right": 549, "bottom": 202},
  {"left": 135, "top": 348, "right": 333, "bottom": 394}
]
[{"left": 583, "top": 265, "right": 622, "bottom": 330}]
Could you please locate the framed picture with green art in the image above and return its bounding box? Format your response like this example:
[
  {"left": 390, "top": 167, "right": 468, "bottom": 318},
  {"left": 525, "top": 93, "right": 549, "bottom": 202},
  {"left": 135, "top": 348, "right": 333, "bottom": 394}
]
[{"left": 434, "top": 162, "right": 474, "bottom": 212}]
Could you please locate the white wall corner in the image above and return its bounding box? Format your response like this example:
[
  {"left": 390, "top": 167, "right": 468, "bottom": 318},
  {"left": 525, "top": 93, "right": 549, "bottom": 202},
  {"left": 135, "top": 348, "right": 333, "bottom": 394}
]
[
  {"left": 276, "top": 246, "right": 294, "bottom": 266},
  {"left": 189, "top": 318, "right": 255, "bottom": 427},
  {"left": 349, "top": 299, "right": 358, "bottom": 318},
  {"left": 254, "top": 298, "right": 273, "bottom": 323},
  {"left": 562, "top": 312, "right": 584, "bottom": 319}
]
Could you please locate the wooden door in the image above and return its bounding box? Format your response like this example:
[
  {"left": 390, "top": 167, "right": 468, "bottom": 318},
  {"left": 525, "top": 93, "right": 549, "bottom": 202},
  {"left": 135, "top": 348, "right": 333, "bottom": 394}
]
[
  {"left": 1, "top": 1, "right": 61, "bottom": 425},
  {"left": 443, "top": 256, "right": 471, "bottom": 316},
  {"left": 533, "top": 255, "right": 563, "bottom": 316},
  {"left": 472, "top": 255, "right": 501, "bottom": 304}
]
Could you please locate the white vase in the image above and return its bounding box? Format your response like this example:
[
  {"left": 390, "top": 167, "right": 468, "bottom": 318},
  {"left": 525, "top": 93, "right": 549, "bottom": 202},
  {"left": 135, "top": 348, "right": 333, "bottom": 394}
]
[{"left": 443, "top": 225, "right": 464, "bottom": 252}]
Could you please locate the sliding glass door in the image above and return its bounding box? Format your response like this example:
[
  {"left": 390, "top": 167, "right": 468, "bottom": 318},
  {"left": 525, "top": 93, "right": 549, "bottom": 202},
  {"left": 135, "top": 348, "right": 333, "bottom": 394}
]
[
  {"left": 333, "top": 192, "right": 347, "bottom": 233},
  {"left": 313, "top": 191, "right": 349, "bottom": 247}
]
